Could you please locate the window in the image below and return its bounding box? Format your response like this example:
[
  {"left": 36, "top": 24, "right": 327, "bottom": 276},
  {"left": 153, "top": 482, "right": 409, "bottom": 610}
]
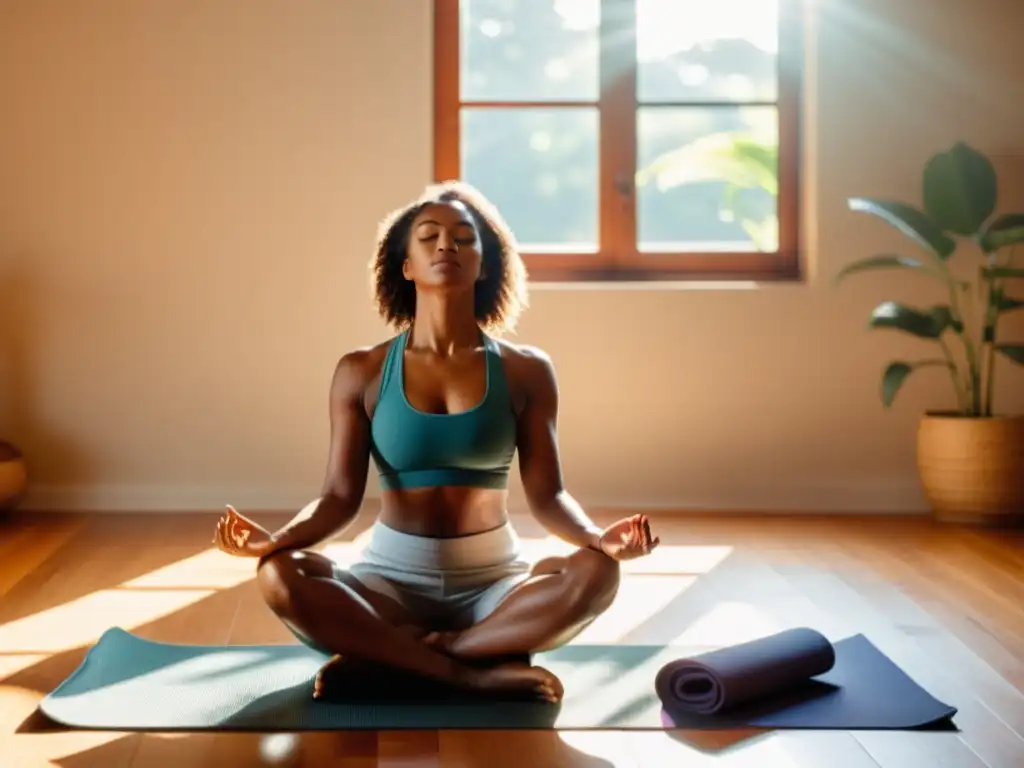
[{"left": 434, "top": 0, "right": 804, "bottom": 283}]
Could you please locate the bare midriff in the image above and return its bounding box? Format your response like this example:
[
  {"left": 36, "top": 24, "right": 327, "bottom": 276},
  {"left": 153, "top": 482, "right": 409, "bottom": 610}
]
[{"left": 377, "top": 486, "right": 511, "bottom": 538}]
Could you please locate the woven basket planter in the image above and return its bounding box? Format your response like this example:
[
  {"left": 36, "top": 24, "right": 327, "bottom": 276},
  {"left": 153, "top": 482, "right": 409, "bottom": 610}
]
[
  {"left": 916, "top": 413, "right": 1024, "bottom": 525},
  {"left": 0, "top": 440, "right": 27, "bottom": 512}
]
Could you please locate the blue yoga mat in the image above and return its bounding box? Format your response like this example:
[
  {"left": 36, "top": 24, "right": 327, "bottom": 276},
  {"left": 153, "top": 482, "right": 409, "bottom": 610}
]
[{"left": 39, "top": 627, "right": 957, "bottom": 731}]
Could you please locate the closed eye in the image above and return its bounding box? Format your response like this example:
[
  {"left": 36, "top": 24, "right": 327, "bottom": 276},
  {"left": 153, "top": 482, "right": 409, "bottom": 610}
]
[{"left": 418, "top": 234, "right": 477, "bottom": 245}]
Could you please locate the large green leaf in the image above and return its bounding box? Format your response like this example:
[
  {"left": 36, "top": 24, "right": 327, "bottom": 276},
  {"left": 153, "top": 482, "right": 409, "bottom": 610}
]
[
  {"left": 984, "top": 267, "right": 1024, "bottom": 279},
  {"left": 928, "top": 304, "right": 962, "bottom": 333},
  {"left": 994, "top": 345, "right": 1024, "bottom": 365},
  {"left": 979, "top": 213, "right": 1024, "bottom": 252},
  {"left": 833, "top": 254, "right": 934, "bottom": 285},
  {"left": 993, "top": 288, "right": 1024, "bottom": 313},
  {"left": 922, "top": 142, "right": 997, "bottom": 236},
  {"left": 847, "top": 198, "right": 957, "bottom": 260},
  {"left": 881, "top": 359, "right": 950, "bottom": 407},
  {"left": 868, "top": 301, "right": 954, "bottom": 338}
]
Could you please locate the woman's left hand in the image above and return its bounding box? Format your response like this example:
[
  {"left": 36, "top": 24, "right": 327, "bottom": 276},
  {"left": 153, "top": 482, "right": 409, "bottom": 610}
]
[{"left": 598, "top": 514, "right": 659, "bottom": 560}]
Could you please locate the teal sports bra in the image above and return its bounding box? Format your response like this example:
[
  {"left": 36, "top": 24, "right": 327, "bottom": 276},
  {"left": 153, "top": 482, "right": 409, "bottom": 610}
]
[{"left": 369, "top": 329, "right": 518, "bottom": 491}]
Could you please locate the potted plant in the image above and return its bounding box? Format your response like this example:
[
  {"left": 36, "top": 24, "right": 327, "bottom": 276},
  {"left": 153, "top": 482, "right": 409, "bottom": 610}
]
[
  {"left": 0, "top": 439, "right": 27, "bottom": 512},
  {"left": 835, "top": 142, "right": 1024, "bottom": 525}
]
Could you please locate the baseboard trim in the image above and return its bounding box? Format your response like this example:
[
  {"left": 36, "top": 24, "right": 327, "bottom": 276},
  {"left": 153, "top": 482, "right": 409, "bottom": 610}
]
[{"left": 18, "top": 482, "right": 931, "bottom": 515}]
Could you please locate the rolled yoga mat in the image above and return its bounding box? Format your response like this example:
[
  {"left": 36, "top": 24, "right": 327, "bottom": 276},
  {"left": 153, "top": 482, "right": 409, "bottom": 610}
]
[
  {"left": 38, "top": 626, "right": 956, "bottom": 731},
  {"left": 656, "top": 627, "right": 836, "bottom": 716}
]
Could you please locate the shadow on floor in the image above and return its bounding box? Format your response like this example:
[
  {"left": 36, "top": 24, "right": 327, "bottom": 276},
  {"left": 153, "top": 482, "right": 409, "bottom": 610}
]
[{"left": 7, "top": 580, "right": 260, "bottom": 711}]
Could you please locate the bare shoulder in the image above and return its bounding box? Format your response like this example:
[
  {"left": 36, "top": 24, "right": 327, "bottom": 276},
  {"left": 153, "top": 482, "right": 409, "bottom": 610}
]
[
  {"left": 492, "top": 338, "right": 558, "bottom": 394},
  {"left": 331, "top": 337, "right": 396, "bottom": 402}
]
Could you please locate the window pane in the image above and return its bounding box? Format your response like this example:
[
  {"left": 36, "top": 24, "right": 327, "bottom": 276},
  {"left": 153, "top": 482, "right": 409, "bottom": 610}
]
[
  {"left": 635, "top": 106, "right": 779, "bottom": 252},
  {"left": 461, "top": 107, "right": 598, "bottom": 250},
  {"left": 460, "top": 0, "right": 600, "bottom": 102},
  {"left": 636, "top": 0, "right": 779, "bottom": 103}
]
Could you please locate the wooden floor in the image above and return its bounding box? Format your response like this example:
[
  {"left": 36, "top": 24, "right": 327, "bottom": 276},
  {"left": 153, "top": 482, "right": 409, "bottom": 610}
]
[{"left": 1, "top": 508, "right": 1023, "bottom": 767}]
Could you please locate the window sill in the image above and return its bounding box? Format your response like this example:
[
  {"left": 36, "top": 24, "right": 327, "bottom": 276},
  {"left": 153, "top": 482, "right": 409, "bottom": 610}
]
[
  {"left": 521, "top": 251, "right": 803, "bottom": 288},
  {"left": 529, "top": 279, "right": 773, "bottom": 291}
]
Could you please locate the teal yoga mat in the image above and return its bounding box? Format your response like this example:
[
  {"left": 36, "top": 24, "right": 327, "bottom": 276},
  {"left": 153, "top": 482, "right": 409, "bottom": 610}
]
[{"left": 39, "top": 627, "right": 957, "bottom": 731}]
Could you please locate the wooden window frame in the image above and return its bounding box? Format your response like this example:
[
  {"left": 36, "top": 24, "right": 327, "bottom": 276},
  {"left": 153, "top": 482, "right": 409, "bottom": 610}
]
[{"left": 433, "top": 0, "right": 804, "bottom": 284}]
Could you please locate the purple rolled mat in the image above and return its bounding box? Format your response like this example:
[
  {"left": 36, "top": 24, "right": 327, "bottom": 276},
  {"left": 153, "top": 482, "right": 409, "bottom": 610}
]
[{"left": 655, "top": 627, "right": 836, "bottom": 716}]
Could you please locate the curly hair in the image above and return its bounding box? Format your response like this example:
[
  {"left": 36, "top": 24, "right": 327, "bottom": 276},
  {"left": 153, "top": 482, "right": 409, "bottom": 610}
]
[{"left": 369, "top": 180, "right": 529, "bottom": 335}]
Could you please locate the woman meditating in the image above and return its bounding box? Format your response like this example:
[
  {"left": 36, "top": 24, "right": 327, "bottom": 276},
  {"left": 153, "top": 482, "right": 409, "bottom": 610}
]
[{"left": 213, "top": 181, "right": 659, "bottom": 704}]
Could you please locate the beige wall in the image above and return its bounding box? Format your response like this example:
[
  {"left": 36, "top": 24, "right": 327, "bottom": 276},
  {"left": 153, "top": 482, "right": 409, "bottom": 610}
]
[{"left": 1, "top": 0, "right": 1022, "bottom": 514}]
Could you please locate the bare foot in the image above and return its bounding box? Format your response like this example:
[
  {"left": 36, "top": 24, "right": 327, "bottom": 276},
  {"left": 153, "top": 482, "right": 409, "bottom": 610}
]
[
  {"left": 312, "top": 633, "right": 560, "bottom": 703},
  {"left": 313, "top": 644, "right": 435, "bottom": 702},
  {"left": 464, "top": 661, "right": 564, "bottom": 703},
  {"left": 313, "top": 625, "right": 432, "bottom": 700},
  {"left": 421, "top": 630, "right": 459, "bottom": 654},
  {"left": 312, "top": 654, "right": 350, "bottom": 700}
]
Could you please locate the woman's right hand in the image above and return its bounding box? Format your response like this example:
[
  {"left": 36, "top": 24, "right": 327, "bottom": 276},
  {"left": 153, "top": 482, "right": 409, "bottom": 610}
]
[{"left": 213, "top": 505, "right": 273, "bottom": 558}]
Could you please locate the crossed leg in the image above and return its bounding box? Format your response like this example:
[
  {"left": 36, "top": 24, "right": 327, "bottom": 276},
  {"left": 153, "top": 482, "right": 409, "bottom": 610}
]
[
  {"left": 257, "top": 549, "right": 432, "bottom": 697},
  {"left": 425, "top": 545, "right": 621, "bottom": 660},
  {"left": 256, "top": 549, "right": 565, "bottom": 701}
]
